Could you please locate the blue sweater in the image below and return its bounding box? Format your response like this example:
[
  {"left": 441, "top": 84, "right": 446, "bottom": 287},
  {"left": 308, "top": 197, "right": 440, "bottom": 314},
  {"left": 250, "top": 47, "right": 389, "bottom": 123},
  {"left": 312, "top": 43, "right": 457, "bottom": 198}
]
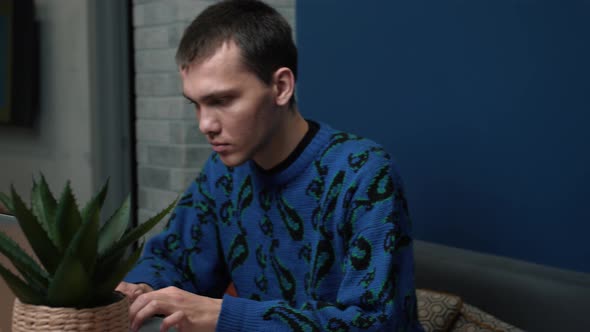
[{"left": 125, "top": 122, "right": 424, "bottom": 331}]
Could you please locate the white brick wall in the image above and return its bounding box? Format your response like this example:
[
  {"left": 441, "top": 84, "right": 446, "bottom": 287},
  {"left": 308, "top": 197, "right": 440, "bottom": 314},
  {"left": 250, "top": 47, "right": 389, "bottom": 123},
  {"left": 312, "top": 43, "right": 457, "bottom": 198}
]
[{"left": 132, "top": 0, "right": 296, "bottom": 223}]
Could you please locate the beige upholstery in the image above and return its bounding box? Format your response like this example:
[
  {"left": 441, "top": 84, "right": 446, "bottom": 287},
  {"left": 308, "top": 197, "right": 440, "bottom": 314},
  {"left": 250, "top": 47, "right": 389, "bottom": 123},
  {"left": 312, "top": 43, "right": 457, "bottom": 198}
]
[{"left": 417, "top": 289, "right": 523, "bottom": 332}]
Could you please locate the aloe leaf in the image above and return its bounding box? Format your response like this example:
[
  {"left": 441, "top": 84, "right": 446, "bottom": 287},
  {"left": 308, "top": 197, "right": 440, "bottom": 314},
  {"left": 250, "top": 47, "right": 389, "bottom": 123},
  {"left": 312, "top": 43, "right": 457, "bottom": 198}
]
[
  {"left": 54, "top": 182, "right": 82, "bottom": 253},
  {"left": 0, "top": 231, "right": 49, "bottom": 290},
  {"left": 67, "top": 180, "right": 109, "bottom": 274},
  {"left": 47, "top": 250, "right": 91, "bottom": 308},
  {"left": 98, "top": 196, "right": 130, "bottom": 256},
  {"left": 94, "top": 242, "right": 144, "bottom": 299},
  {"left": 0, "top": 192, "right": 14, "bottom": 212},
  {"left": 10, "top": 186, "right": 60, "bottom": 275},
  {"left": 0, "top": 263, "right": 44, "bottom": 305},
  {"left": 81, "top": 178, "right": 109, "bottom": 223},
  {"left": 101, "top": 198, "right": 177, "bottom": 259},
  {"left": 64, "top": 196, "right": 100, "bottom": 277},
  {"left": 94, "top": 246, "right": 125, "bottom": 282},
  {"left": 31, "top": 175, "right": 59, "bottom": 248},
  {"left": 48, "top": 202, "right": 101, "bottom": 307}
]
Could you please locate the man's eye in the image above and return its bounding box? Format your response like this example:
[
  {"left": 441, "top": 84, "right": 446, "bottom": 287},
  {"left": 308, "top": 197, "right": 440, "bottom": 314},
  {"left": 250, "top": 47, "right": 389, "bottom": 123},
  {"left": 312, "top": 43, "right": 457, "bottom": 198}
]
[
  {"left": 185, "top": 100, "right": 200, "bottom": 112},
  {"left": 212, "top": 99, "right": 227, "bottom": 106},
  {"left": 213, "top": 96, "right": 235, "bottom": 107}
]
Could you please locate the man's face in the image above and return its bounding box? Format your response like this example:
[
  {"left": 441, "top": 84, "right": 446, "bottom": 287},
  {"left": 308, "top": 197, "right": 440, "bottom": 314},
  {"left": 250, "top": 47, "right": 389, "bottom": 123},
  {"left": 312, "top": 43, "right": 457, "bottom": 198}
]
[{"left": 180, "top": 41, "right": 282, "bottom": 168}]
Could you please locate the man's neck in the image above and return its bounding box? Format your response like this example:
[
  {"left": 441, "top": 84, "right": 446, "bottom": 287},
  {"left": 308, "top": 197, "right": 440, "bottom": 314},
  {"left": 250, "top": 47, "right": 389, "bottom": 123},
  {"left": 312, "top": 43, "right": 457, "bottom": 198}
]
[{"left": 253, "top": 108, "right": 309, "bottom": 170}]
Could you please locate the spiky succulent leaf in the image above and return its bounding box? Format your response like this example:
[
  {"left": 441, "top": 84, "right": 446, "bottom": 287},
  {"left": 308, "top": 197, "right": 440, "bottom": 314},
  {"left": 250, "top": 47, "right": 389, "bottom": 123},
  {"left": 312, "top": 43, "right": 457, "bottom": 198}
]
[
  {"left": 98, "top": 196, "right": 130, "bottom": 256},
  {"left": 71, "top": 200, "right": 100, "bottom": 276},
  {"left": 94, "top": 242, "right": 144, "bottom": 300},
  {"left": 47, "top": 190, "right": 105, "bottom": 308},
  {"left": 101, "top": 198, "right": 177, "bottom": 261},
  {"left": 92, "top": 198, "right": 176, "bottom": 298},
  {"left": 31, "top": 175, "right": 59, "bottom": 248},
  {"left": 4, "top": 177, "right": 176, "bottom": 308},
  {"left": 0, "top": 263, "right": 44, "bottom": 305},
  {"left": 65, "top": 179, "right": 109, "bottom": 275},
  {"left": 54, "top": 182, "right": 82, "bottom": 253},
  {"left": 93, "top": 245, "right": 126, "bottom": 291},
  {"left": 81, "top": 178, "right": 109, "bottom": 225},
  {"left": 47, "top": 249, "right": 91, "bottom": 308},
  {"left": 0, "top": 231, "right": 49, "bottom": 291},
  {"left": 0, "top": 192, "right": 13, "bottom": 212},
  {"left": 10, "top": 185, "right": 60, "bottom": 275}
]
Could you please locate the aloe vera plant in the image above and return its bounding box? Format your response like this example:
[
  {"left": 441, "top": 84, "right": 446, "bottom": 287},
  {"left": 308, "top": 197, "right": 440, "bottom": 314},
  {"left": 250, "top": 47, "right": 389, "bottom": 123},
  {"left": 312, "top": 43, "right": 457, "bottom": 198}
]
[{"left": 0, "top": 175, "right": 176, "bottom": 308}]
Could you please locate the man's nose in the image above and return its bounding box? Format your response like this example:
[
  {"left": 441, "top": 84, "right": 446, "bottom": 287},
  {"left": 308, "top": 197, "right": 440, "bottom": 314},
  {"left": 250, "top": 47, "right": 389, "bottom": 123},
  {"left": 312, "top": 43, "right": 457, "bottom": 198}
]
[{"left": 198, "top": 107, "right": 221, "bottom": 137}]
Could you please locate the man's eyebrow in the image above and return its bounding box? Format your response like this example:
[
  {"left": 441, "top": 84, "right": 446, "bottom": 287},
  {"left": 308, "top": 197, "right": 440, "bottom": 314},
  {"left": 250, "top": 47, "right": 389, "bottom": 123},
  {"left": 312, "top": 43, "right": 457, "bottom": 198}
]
[
  {"left": 185, "top": 89, "right": 239, "bottom": 103},
  {"left": 182, "top": 93, "right": 196, "bottom": 103}
]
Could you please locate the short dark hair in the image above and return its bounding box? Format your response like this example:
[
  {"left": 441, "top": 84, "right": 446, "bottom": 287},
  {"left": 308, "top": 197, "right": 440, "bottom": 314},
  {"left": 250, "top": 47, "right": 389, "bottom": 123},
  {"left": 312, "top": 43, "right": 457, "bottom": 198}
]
[{"left": 176, "top": 0, "right": 298, "bottom": 89}]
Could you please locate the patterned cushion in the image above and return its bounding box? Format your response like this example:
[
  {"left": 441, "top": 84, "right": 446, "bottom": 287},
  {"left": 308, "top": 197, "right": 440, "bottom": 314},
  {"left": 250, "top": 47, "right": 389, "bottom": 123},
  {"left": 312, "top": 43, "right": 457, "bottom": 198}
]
[
  {"left": 452, "top": 303, "right": 524, "bottom": 332},
  {"left": 417, "top": 289, "right": 463, "bottom": 332}
]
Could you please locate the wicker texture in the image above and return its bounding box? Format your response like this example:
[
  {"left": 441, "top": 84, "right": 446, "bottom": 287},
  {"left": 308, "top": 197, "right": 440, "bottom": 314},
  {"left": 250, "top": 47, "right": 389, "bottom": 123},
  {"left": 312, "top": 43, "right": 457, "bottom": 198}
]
[{"left": 12, "top": 296, "right": 129, "bottom": 332}]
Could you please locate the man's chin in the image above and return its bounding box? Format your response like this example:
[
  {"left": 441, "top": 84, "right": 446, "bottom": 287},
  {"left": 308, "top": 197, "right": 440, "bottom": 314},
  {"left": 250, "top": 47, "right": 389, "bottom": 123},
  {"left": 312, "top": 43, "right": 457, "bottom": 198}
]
[{"left": 217, "top": 153, "right": 248, "bottom": 168}]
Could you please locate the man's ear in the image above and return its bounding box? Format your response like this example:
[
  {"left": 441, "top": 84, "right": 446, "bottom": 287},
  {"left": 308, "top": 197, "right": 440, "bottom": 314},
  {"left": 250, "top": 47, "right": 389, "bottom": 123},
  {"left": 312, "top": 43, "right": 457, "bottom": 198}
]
[{"left": 272, "top": 67, "right": 295, "bottom": 107}]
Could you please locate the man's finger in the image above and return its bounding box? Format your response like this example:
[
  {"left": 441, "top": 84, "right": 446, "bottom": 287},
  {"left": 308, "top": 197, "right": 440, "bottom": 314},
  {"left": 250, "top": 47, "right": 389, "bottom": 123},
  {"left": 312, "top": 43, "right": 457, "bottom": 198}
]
[
  {"left": 139, "top": 283, "right": 154, "bottom": 293},
  {"left": 130, "top": 288, "right": 143, "bottom": 303},
  {"left": 129, "top": 292, "right": 150, "bottom": 322},
  {"left": 132, "top": 298, "right": 168, "bottom": 332},
  {"left": 115, "top": 282, "right": 135, "bottom": 298},
  {"left": 118, "top": 283, "right": 153, "bottom": 304},
  {"left": 115, "top": 281, "right": 129, "bottom": 292},
  {"left": 130, "top": 291, "right": 177, "bottom": 330},
  {"left": 160, "top": 311, "right": 184, "bottom": 332}
]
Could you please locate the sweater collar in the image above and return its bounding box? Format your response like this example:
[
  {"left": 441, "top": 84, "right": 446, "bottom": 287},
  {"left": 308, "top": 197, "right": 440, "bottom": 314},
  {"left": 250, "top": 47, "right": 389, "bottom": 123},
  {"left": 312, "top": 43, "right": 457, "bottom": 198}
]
[{"left": 249, "top": 120, "right": 333, "bottom": 187}]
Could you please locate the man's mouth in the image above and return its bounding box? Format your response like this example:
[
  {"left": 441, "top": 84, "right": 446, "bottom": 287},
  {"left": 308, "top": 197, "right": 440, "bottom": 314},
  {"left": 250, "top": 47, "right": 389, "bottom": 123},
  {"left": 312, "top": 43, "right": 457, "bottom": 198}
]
[{"left": 211, "top": 142, "right": 230, "bottom": 153}]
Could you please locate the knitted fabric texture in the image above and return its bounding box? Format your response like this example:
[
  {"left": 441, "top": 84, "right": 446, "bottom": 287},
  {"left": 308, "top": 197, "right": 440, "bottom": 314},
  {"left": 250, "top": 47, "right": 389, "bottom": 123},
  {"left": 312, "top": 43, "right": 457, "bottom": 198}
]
[{"left": 125, "top": 122, "right": 424, "bottom": 332}]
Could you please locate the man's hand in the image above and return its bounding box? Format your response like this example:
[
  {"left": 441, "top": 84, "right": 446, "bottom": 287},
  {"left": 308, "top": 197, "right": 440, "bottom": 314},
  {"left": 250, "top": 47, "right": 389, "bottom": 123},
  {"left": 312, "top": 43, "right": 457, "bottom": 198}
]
[
  {"left": 129, "top": 286, "right": 222, "bottom": 332},
  {"left": 116, "top": 281, "right": 154, "bottom": 304}
]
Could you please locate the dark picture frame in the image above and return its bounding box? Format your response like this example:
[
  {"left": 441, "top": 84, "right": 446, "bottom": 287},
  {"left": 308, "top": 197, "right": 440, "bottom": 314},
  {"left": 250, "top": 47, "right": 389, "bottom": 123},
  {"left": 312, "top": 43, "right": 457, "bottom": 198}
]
[
  {"left": 0, "top": 0, "right": 38, "bottom": 127},
  {"left": 0, "top": 1, "right": 11, "bottom": 123}
]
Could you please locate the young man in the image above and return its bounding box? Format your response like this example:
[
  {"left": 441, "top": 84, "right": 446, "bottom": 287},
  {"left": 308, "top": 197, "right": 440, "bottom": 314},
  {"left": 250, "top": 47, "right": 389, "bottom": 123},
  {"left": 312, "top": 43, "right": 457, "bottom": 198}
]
[{"left": 118, "top": 1, "right": 424, "bottom": 331}]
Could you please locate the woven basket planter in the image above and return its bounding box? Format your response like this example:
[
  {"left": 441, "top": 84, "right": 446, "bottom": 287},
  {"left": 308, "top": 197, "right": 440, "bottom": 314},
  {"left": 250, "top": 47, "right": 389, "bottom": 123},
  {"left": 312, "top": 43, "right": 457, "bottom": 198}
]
[{"left": 12, "top": 295, "right": 129, "bottom": 332}]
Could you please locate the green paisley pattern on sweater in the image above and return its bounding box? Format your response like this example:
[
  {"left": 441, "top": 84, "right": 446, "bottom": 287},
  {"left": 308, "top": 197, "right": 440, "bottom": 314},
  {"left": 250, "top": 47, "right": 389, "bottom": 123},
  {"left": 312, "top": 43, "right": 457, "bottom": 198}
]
[{"left": 125, "top": 122, "right": 424, "bottom": 332}]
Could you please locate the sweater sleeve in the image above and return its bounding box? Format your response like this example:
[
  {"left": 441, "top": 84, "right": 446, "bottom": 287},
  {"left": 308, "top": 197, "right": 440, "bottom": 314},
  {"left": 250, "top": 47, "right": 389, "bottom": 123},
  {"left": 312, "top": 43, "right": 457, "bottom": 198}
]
[
  {"left": 216, "top": 160, "right": 423, "bottom": 332},
  {"left": 124, "top": 164, "right": 230, "bottom": 298}
]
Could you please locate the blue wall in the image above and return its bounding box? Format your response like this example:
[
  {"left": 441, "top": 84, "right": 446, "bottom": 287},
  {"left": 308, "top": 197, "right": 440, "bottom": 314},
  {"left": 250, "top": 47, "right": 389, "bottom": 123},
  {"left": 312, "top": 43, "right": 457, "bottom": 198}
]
[{"left": 296, "top": 1, "right": 590, "bottom": 273}]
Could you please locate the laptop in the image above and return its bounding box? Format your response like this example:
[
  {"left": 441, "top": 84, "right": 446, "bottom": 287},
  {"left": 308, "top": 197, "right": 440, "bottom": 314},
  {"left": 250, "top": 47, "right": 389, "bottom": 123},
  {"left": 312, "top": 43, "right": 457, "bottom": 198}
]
[{"left": 0, "top": 213, "right": 16, "bottom": 224}]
